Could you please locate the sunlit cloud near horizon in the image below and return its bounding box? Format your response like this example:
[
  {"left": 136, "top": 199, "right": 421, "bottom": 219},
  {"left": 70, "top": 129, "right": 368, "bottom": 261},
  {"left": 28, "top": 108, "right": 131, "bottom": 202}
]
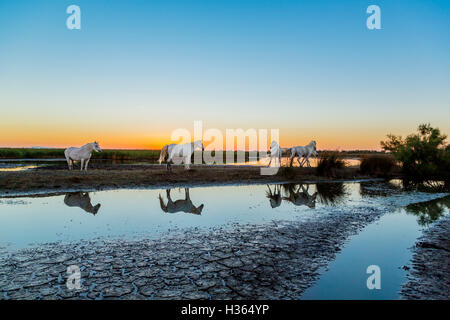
[{"left": 1, "top": 0, "right": 449, "bottom": 150}]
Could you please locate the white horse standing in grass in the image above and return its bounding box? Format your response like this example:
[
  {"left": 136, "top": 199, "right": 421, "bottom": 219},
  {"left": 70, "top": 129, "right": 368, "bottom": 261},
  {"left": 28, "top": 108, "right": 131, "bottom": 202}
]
[
  {"left": 289, "top": 141, "right": 318, "bottom": 167},
  {"left": 267, "top": 141, "right": 282, "bottom": 167},
  {"left": 159, "top": 140, "right": 204, "bottom": 171},
  {"left": 64, "top": 142, "right": 102, "bottom": 171}
]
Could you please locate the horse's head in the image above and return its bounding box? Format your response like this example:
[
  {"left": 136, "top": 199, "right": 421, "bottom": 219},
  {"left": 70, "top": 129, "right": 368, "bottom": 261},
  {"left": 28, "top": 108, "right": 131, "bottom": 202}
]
[
  {"left": 308, "top": 192, "right": 318, "bottom": 209},
  {"left": 310, "top": 140, "right": 318, "bottom": 156},
  {"left": 93, "top": 141, "right": 102, "bottom": 152},
  {"left": 190, "top": 204, "right": 204, "bottom": 215},
  {"left": 270, "top": 141, "right": 279, "bottom": 152}
]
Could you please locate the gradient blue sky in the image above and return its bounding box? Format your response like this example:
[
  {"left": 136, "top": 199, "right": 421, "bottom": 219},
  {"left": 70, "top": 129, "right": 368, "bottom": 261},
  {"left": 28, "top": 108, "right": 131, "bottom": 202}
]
[{"left": 0, "top": 0, "right": 449, "bottom": 149}]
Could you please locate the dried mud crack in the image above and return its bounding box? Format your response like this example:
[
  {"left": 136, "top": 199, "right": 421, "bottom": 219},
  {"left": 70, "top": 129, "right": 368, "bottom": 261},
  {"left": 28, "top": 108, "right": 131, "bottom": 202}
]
[
  {"left": 400, "top": 215, "right": 450, "bottom": 300},
  {"left": 0, "top": 206, "right": 383, "bottom": 300}
]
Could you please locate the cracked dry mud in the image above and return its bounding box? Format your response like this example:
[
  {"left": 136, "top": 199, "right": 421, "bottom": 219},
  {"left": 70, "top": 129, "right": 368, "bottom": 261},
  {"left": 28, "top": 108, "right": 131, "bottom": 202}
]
[
  {"left": 0, "top": 206, "right": 382, "bottom": 300},
  {"left": 400, "top": 216, "right": 450, "bottom": 300}
]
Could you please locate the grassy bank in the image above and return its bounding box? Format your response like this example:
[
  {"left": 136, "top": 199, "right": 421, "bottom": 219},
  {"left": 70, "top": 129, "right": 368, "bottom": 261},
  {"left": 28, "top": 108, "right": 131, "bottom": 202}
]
[
  {"left": 0, "top": 148, "right": 161, "bottom": 161},
  {"left": 0, "top": 147, "right": 384, "bottom": 162},
  {"left": 0, "top": 165, "right": 370, "bottom": 195}
]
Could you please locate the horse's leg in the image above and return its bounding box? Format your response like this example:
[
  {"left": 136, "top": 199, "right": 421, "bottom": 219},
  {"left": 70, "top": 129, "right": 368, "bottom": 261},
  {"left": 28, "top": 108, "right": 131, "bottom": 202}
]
[
  {"left": 66, "top": 157, "right": 71, "bottom": 170},
  {"left": 304, "top": 156, "right": 311, "bottom": 167},
  {"left": 84, "top": 159, "right": 90, "bottom": 171},
  {"left": 184, "top": 155, "right": 191, "bottom": 170},
  {"left": 299, "top": 157, "right": 305, "bottom": 167},
  {"left": 267, "top": 156, "right": 272, "bottom": 167},
  {"left": 297, "top": 156, "right": 302, "bottom": 167},
  {"left": 80, "top": 159, "right": 84, "bottom": 171},
  {"left": 289, "top": 155, "right": 294, "bottom": 167}
]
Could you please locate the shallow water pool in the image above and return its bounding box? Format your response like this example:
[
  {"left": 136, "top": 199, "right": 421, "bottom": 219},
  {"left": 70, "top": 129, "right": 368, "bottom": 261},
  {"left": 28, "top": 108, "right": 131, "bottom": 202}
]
[{"left": 0, "top": 180, "right": 447, "bottom": 299}]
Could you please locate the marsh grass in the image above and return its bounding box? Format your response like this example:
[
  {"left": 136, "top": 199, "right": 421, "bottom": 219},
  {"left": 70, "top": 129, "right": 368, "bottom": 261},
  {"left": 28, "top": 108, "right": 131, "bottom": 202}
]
[
  {"left": 359, "top": 154, "right": 397, "bottom": 177},
  {"left": 0, "top": 148, "right": 266, "bottom": 164},
  {"left": 316, "top": 152, "right": 346, "bottom": 177},
  {"left": 0, "top": 148, "right": 161, "bottom": 161}
]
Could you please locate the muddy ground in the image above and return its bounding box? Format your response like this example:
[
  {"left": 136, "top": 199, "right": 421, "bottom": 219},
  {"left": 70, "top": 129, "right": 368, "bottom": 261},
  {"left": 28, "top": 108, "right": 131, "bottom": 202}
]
[
  {"left": 400, "top": 216, "right": 450, "bottom": 300},
  {"left": 0, "top": 165, "right": 367, "bottom": 196},
  {"left": 0, "top": 204, "right": 384, "bottom": 300}
]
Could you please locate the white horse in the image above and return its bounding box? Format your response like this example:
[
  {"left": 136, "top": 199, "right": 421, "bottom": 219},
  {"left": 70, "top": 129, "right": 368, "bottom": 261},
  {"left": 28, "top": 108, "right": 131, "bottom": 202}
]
[
  {"left": 64, "top": 142, "right": 102, "bottom": 171},
  {"left": 159, "top": 140, "right": 204, "bottom": 171},
  {"left": 289, "top": 141, "right": 317, "bottom": 167},
  {"left": 267, "top": 141, "right": 282, "bottom": 167},
  {"left": 158, "top": 143, "right": 176, "bottom": 164}
]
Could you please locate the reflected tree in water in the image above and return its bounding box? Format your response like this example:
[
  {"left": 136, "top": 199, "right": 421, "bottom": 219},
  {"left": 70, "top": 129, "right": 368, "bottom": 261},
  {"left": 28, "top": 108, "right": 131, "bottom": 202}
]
[
  {"left": 359, "top": 181, "right": 401, "bottom": 197},
  {"left": 64, "top": 192, "right": 101, "bottom": 215},
  {"left": 405, "top": 196, "right": 449, "bottom": 226},
  {"left": 158, "top": 188, "right": 204, "bottom": 215},
  {"left": 401, "top": 179, "right": 448, "bottom": 193},
  {"left": 360, "top": 179, "right": 448, "bottom": 197},
  {"left": 316, "top": 182, "right": 348, "bottom": 206}
]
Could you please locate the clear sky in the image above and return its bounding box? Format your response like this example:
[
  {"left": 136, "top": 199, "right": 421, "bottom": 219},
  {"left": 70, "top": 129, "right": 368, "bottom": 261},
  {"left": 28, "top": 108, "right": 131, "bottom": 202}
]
[{"left": 1, "top": 0, "right": 449, "bottom": 150}]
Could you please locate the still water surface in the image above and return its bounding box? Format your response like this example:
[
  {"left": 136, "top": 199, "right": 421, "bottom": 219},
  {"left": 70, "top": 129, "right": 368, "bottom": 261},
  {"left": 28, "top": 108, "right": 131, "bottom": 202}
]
[{"left": 0, "top": 181, "right": 447, "bottom": 299}]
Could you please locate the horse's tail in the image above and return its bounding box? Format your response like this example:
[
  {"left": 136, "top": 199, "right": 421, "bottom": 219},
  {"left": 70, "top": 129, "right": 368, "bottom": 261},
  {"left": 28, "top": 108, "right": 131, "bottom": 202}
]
[
  {"left": 158, "top": 194, "right": 168, "bottom": 212},
  {"left": 158, "top": 145, "right": 168, "bottom": 164},
  {"left": 64, "top": 148, "right": 70, "bottom": 159},
  {"left": 284, "top": 148, "right": 292, "bottom": 157}
]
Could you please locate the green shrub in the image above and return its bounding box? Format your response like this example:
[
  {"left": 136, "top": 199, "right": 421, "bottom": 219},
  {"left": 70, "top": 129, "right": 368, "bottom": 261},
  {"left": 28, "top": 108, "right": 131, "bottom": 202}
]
[{"left": 360, "top": 154, "right": 396, "bottom": 176}]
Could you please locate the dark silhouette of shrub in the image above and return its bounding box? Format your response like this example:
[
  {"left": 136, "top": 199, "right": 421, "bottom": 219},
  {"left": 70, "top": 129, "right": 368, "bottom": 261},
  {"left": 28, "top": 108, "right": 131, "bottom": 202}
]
[
  {"left": 360, "top": 154, "right": 396, "bottom": 177},
  {"left": 381, "top": 124, "right": 449, "bottom": 179}
]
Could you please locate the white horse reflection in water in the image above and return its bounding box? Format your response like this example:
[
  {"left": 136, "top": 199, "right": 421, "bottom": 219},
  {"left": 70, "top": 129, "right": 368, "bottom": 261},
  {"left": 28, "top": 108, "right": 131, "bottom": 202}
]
[
  {"left": 158, "top": 188, "right": 204, "bottom": 215},
  {"left": 64, "top": 192, "right": 101, "bottom": 215},
  {"left": 266, "top": 184, "right": 282, "bottom": 208},
  {"left": 282, "top": 184, "right": 318, "bottom": 209},
  {"left": 64, "top": 142, "right": 102, "bottom": 171}
]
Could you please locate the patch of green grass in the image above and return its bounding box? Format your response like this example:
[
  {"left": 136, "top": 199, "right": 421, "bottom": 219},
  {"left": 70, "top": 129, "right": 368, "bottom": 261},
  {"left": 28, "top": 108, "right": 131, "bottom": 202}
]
[{"left": 0, "top": 148, "right": 161, "bottom": 161}]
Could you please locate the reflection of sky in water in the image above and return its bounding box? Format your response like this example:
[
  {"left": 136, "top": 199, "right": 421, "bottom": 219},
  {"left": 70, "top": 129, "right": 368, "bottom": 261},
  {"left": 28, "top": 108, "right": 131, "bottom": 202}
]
[
  {"left": 0, "top": 164, "right": 41, "bottom": 171},
  {"left": 0, "top": 183, "right": 445, "bottom": 251},
  {"left": 0, "top": 181, "right": 447, "bottom": 299},
  {"left": 0, "top": 183, "right": 368, "bottom": 249},
  {"left": 302, "top": 210, "right": 424, "bottom": 300},
  {"left": 302, "top": 195, "right": 449, "bottom": 300},
  {"left": 0, "top": 184, "right": 342, "bottom": 249}
]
